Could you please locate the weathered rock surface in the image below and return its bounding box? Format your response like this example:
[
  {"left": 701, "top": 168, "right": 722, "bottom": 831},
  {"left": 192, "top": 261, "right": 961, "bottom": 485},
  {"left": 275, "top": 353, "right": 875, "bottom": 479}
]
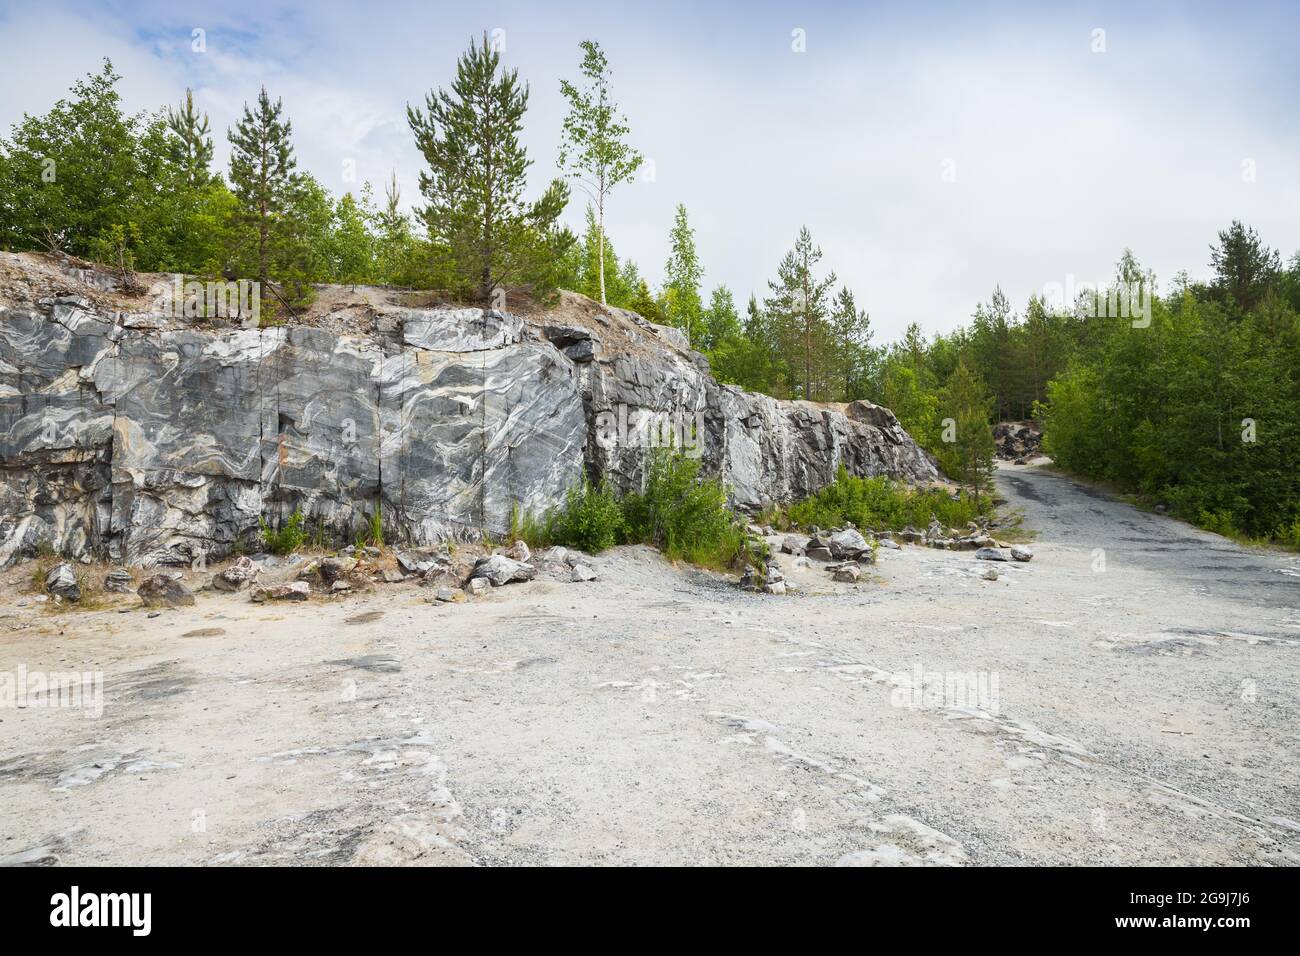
[{"left": 0, "top": 255, "right": 938, "bottom": 567}]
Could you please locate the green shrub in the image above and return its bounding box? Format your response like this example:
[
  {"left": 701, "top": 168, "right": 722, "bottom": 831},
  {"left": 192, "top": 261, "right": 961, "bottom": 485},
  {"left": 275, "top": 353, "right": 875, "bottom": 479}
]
[
  {"left": 511, "top": 452, "right": 745, "bottom": 568},
  {"left": 620, "top": 451, "right": 744, "bottom": 567},
  {"left": 1275, "top": 517, "right": 1300, "bottom": 550},
  {"left": 260, "top": 508, "right": 307, "bottom": 555},
  {"left": 786, "top": 466, "right": 988, "bottom": 532}
]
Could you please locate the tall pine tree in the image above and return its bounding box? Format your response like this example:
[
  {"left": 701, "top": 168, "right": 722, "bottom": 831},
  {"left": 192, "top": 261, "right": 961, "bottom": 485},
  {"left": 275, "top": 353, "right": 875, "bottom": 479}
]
[
  {"left": 165, "top": 88, "right": 214, "bottom": 186},
  {"left": 663, "top": 203, "right": 703, "bottom": 344},
  {"left": 227, "top": 86, "right": 296, "bottom": 284},
  {"left": 407, "top": 34, "right": 568, "bottom": 302},
  {"left": 765, "top": 226, "right": 837, "bottom": 400}
]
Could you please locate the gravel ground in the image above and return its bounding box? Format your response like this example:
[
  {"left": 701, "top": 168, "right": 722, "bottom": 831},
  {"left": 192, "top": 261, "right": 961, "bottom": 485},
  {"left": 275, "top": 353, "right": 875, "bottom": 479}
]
[{"left": 2, "top": 462, "right": 1298, "bottom": 866}]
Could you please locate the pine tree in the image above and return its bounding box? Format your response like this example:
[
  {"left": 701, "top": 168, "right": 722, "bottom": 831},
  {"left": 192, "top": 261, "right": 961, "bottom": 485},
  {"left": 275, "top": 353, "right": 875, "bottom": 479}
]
[
  {"left": 227, "top": 86, "right": 296, "bottom": 284},
  {"left": 407, "top": 34, "right": 568, "bottom": 302},
  {"left": 829, "top": 286, "right": 875, "bottom": 400},
  {"left": 559, "top": 40, "right": 642, "bottom": 306},
  {"left": 700, "top": 285, "right": 740, "bottom": 352},
  {"left": 1210, "top": 220, "right": 1281, "bottom": 314},
  {"left": 165, "top": 88, "right": 214, "bottom": 186},
  {"left": 663, "top": 203, "right": 703, "bottom": 344},
  {"left": 765, "top": 226, "right": 837, "bottom": 400},
  {"left": 938, "top": 360, "right": 996, "bottom": 506}
]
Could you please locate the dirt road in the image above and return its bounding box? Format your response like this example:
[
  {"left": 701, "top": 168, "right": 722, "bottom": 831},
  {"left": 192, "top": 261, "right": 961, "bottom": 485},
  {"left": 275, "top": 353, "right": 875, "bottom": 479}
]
[{"left": 2, "top": 463, "right": 1298, "bottom": 865}]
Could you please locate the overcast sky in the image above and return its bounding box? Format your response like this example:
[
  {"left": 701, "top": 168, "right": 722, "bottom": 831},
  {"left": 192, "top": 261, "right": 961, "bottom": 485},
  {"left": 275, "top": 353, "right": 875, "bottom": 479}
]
[{"left": 2, "top": 0, "right": 1297, "bottom": 341}]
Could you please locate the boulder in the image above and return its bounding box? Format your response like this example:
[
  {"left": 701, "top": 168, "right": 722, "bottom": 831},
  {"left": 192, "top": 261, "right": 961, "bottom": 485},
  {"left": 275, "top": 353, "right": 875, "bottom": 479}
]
[
  {"left": 394, "top": 550, "right": 439, "bottom": 575},
  {"left": 781, "top": 534, "right": 809, "bottom": 555},
  {"left": 833, "top": 564, "right": 862, "bottom": 583},
  {"left": 103, "top": 568, "right": 134, "bottom": 593},
  {"left": 465, "top": 577, "right": 490, "bottom": 596},
  {"left": 138, "top": 573, "right": 195, "bottom": 607},
  {"left": 251, "top": 581, "right": 310, "bottom": 602},
  {"left": 829, "top": 528, "right": 871, "bottom": 560},
  {"left": 212, "top": 556, "right": 258, "bottom": 592},
  {"left": 44, "top": 563, "right": 81, "bottom": 602},
  {"left": 974, "top": 547, "right": 1010, "bottom": 562},
  {"left": 569, "top": 563, "right": 598, "bottom": 583},
  {"left": 470, "top": 554, "right": 536, "bottom": 587},
  {"left": 1010, "top": 546, "right": 1034, "bottom": 562}
]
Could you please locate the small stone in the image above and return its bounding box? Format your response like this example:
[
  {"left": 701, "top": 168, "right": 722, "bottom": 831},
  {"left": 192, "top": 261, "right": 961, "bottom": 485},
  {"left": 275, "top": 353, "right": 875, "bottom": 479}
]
[
  {"left": 974, "top": 547, "right": 1009, "bottom": 562},
  {"left": 763, "top": 580, "right": 786, "bottom": 595},
  {"left": 435, "top": 587, "right": 464, "bottom": 603},
  {"left": 381, "top": 569, "right": 405, "bottom": 584},
  {"left": 1010, "top": 546, "right": 1034, "bottom": 562},
  {"left": 982, "top": 567, "right": 999, "bottom": 581},
  {"left": 569, "top": 563, "right": 597, "bottom": 583},
  {"left": 833, "top": 564, "right": 862, "bottom": 583},
  {"left": 330, "top": 580, "right": 353, "bottom": 593},
  {"left": 465, "top": 578, "right": 489, "bottom": 596}
]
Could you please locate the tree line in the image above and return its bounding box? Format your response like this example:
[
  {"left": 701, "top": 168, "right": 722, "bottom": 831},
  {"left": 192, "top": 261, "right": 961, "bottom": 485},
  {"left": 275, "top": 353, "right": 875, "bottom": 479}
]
[{"left": 2, "top": 39, "right": 1298, "bottom": 542}]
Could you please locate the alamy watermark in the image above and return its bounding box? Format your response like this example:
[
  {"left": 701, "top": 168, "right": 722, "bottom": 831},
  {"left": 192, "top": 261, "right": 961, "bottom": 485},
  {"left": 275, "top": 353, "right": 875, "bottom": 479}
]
[
  {"left": 889, "top": 663, "right": 1000, "bottom": 715},
  {"left": 147, "top": 275, "right": 260, "bottom": 326},
  {"left": 593, "top": 404, "right": 705, "bottom": 458},
  {"left": 1, "top": 665, "right": 103, "bottom": 719},
  {"left": 1041, "top": 275, "right": 1151, "bottom": 328}
]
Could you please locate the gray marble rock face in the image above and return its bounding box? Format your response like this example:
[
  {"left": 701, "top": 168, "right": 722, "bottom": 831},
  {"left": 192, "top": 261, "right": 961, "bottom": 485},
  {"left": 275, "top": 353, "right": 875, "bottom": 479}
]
[
  {"left": 574, "top": 336, "right": 938, "bottom": 510},
  {"left": 379, "top": 339, "right": 584, "bottom": 542},
  {"left": 0, "top": 268, "right": 937, "bottom": 567}
]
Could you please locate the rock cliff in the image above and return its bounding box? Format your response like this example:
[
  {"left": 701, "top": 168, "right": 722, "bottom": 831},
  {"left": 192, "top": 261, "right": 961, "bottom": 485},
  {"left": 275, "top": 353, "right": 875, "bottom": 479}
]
[{"left": 0, "top": 253, "right": 937, "bottom": 567}]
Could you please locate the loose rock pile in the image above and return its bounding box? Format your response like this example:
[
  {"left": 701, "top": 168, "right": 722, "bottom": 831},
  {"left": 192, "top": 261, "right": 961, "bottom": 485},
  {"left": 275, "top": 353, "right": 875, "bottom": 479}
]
[
  {"left": 739, "top": 510, "right": 1034, "bottom": 594},
  {"left": 993, "top": 421, "right": 1043, "bottom": 463}
]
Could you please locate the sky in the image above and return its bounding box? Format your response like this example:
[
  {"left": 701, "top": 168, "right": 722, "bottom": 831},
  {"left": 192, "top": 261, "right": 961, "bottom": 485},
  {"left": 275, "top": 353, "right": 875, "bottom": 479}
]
[{"left": 1, "top": 0, "right": 1298, "bottom": 342}]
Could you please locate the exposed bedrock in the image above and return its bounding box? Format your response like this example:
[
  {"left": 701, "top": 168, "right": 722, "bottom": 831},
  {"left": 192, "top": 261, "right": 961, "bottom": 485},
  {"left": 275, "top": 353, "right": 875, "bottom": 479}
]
[{"left": 0, "top": 256, "right": 936, "bottom": 566}]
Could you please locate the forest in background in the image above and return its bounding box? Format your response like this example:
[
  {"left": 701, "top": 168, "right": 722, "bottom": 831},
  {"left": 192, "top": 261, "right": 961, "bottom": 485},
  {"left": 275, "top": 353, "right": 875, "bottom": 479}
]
[{"left": 1, "top": 42, "right": 1298, "bottom": 546}]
